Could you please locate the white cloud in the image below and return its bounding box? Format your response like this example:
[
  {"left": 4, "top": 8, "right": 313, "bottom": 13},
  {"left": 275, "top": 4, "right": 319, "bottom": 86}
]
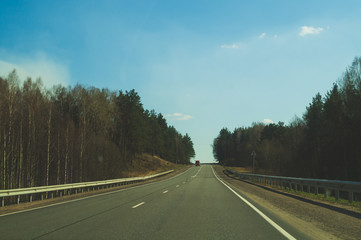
[
  {"left": 0, "top": 51, "right": 70, "bottom": 88},
  {"left": 299, "top": 26, "right": 324, "bottom": 37},
  {"left": 258, "top": 33, "right": 266, "bottom": 39},
  {"left": 166, "top": 113, "right": 193, "bottom": 121},
  {"left": 221, "top": 43, "right": 240, "bottom": 49},
  {"left": 263, "top": 118, "right": 274, "bottom": 124}
]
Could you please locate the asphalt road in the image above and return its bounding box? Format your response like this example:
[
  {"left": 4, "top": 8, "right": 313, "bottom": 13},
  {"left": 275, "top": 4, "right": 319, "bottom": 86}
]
[{"left": 0, "top": 165, "right": 305, "bottom": 240}]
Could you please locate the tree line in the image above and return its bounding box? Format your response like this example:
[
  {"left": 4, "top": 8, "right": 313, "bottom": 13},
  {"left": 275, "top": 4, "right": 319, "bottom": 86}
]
[
  {"left": 0, "top": 70, "right": 195, "bottom": 190},
  {"left": 213, "top": 57, "right": 361, "bottom": 181}
]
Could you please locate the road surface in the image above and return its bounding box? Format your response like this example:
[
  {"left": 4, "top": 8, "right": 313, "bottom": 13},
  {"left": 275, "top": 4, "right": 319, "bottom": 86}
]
[{"left": 0, "top": 165, "right": 308, "bottom": 239}]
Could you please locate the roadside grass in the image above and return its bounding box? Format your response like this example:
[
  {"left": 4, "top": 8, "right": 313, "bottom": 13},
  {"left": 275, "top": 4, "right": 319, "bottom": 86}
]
[
  {"left": 223, "top": 166, "right": 361, "bottom": 211},
  {"left": 260, "top": 182, "right": 361, "bottom": 211},
  {"left": 226, "top": 166, "right": 252, "bottom": 173},
  {"left": 121, "top": 154, "right": 189, "bottom": 177},
  {"left": 226, "top": 166, "right": 278, "bottom": 176},
  {"left": 281, "top": 188, "right": 361, "bottom": 210}
]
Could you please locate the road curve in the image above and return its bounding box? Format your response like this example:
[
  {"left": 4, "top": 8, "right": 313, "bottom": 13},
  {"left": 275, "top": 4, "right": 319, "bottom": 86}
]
[{"left": 0, "top": 165, "right": 308, "bottom": 240}]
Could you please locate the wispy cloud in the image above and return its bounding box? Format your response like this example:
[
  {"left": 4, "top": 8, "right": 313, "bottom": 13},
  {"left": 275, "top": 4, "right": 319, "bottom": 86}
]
[
  {"left": 299, "top": 26, "right": 324, "bottom": 37},
  {"left": 221, "top": 43, "right": 240, "bottom": 49},
  {"left": 166, "top": 113, "right": 193, "bottom": 121},
  {"left": 258, "top": 33, "right": 266, "bottom": 39},
  {"left": 220, "top": 41, "right": 247, "bottom": 49},
  {"left": 0, "top": 51, "right": 70, "bottom": 88},
  {"left": 263, "top": 118, "right": 274, "bottom": 124}
]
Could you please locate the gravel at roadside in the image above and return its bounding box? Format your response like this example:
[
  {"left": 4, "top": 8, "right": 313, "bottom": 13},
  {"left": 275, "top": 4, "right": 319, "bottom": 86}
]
[{"left": 214, "top": 165, "right": 361, "bottom": 240}]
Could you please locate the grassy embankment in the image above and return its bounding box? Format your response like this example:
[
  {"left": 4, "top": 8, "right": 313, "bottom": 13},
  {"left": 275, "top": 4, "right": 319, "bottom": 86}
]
[{"left": 121, "top": 154, "right": 189, "bottom": 177}]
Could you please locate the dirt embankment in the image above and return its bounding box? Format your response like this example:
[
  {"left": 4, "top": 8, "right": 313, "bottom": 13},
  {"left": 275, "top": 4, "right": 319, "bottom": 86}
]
[
  {"left": 214, "top": 165, "right": 361, "bottom": 240},
  {"left": 121, "top": 154, "right": 187, "bottom": 177}
]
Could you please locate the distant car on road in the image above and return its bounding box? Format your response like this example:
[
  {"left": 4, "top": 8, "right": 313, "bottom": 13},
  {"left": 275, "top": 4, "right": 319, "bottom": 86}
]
[{"left": 195, "top": 160, "right": 200, "bottom": 166}]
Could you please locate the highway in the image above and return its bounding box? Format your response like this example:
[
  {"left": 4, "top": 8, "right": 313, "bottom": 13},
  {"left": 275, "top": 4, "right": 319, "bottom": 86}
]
[{"left": 0, "top": 165, "right": 308, "bottom": 239}]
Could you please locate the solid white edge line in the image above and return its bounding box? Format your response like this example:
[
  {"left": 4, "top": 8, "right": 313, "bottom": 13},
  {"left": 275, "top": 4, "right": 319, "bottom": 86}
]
[
  {"left": 132, "top": 202, "right": 145, "bottom": 209},
  {"left": 211, "top": 166, "right": 296, "bottom": 240},
  {"left": 0, "top": 166, "right": 195, "bottom": 217}
]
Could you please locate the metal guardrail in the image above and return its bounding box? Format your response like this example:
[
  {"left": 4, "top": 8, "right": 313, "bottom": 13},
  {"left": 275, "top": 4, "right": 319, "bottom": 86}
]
[
  {"left": 226, "top": 169, "right": 361, "bottom": 203},
  {"left": 0, "top": 170, "right": 174, "bottom": 207}
]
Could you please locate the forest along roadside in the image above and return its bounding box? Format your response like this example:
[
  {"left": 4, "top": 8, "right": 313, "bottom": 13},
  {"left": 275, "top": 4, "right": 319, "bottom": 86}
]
[
  {"left": 0, "top": 165, "right": 191, "bottom": 216},
  {"left": 213, "top": 165, "right": 361, "bottom": 240}
]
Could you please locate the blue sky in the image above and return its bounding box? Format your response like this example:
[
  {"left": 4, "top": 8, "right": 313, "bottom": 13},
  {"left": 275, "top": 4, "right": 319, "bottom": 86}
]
[{"left": 1, "top": 1, "right": 361, "bottom": 163}]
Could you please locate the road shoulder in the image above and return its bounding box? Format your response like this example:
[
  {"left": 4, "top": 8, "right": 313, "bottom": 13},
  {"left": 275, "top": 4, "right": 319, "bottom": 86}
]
[
  {"left": 0, "top": 165, "right": 191, "bottom": 216},
  {"left": 213, "top": 165, "right": 361, "bottom": 240}
]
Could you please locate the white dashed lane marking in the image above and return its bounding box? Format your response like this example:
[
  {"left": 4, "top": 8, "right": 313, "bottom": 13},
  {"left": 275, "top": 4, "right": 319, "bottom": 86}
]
[{"left": 132, "top": 202, "right": 145, "bottom": 209}]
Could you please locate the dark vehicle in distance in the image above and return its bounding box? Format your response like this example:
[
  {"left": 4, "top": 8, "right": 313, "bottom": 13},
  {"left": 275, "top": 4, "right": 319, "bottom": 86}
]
[{"left": 195, "top": 160, "right": 200, "bottom": 166}]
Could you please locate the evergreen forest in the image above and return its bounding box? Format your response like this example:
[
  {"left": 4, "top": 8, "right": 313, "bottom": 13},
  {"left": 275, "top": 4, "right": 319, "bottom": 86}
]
[{"left": 213, "top": 57, "right": 361, "bottom": 181}]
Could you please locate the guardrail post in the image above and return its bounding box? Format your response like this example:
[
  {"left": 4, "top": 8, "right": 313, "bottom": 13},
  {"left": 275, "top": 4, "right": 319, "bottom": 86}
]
[
  {"left": 335, "top": 190, "right": 339, "bottom": 200},
  {"left": 307, "top": 185, "right": 310, "bottom": 193},
  {"left": 30, "top": 195, "right": 32, "bottom": 202},
  {"left": 1, "top": 197, "right": 4, "bottom": 207},
  {"left": 17, "top": 195, "right": 20, "bottom": 204},
  {"left": 324, "top": 189, "right": 331, "bottom": 198},
  {"left": 348, "top": 192, "right": 353, "bottom": 203},
  {"left": 315, "top": 187, "right": 319, "bottom": 195}
]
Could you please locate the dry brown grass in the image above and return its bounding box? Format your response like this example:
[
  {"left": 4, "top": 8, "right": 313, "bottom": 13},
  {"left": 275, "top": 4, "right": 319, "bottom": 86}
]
[
  {"left": 225, "top": 166, "right": 279, "bottom": 176},
  {"left": 120, "top": 154, "right": 186, "bottom": 177},
  {"left": 226, "top": 166, "right": 252, "bottom": 173}
]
